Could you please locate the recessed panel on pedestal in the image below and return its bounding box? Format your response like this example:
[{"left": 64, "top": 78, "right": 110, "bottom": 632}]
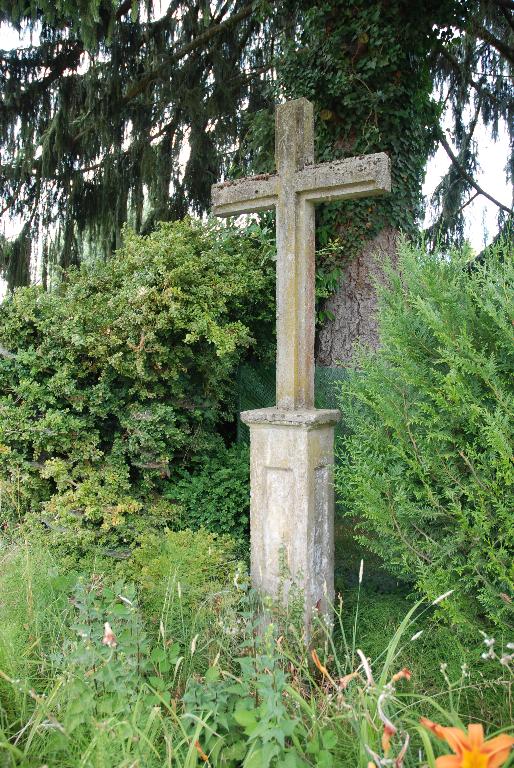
[{"left": 263, "top": 466, "right": 294, "bottom": 591}]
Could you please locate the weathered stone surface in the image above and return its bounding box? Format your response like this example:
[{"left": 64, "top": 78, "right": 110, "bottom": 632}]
[
  {"left": 211, "top": 98, "right": 391, "bottom": 623},
  {"left": 212, "top": 174, "right": 278, "bottom": 216},
  {"left": 211, "top": 98, "right": 390, "bottom": 409},
  {"left": 211, "top": 153, "right": 391, "bottom": 215},
  {"left": 241, "top": 408, "right": 339, "bottom": 627},
  {"left": 274, "top": 100, "right": 316, "bottom": 410},
  {"left": 241, "top": 407, "right": 340, "bottom": 428},
  {"left": 295, "top": 153, "right": 390, "bottom": 203}
]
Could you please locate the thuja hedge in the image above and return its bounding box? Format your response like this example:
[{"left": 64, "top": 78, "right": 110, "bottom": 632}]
[
  {"left": 0, "top": 218, "right": 274, "bottom": 552},
  {"left": 337, "top": 239, "right": 513, "bottom": 627}
]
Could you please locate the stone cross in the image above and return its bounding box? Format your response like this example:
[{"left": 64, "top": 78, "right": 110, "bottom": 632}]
[
  {"left": 211, "top": 98, "right": 391, "bottom": 630},
  {"left": 212, "top": 97, "right": 390, "bottom": 410}
]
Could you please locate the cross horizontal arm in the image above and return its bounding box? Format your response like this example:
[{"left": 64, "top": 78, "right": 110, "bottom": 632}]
[
  {"left": 212, "top": 173, "right": 278, "bottom": 217},
  {"left": 295, "top": 152, "right": 391, "bottom": 203}
]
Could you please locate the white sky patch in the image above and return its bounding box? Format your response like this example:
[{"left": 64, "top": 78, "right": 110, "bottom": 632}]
[{"left": 0, "top": 22, "right": 37, "bottom": 49}]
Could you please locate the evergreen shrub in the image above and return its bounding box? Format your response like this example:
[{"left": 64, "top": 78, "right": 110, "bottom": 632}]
[
  {"left": 337, "top": 239, "right": 513, "bottom": 626},
  {"left": 0, "top": 218, "right": 274, "bottom": 552},
  {"left": 163, "top": 443, "right": 250, "bottom": 538}
]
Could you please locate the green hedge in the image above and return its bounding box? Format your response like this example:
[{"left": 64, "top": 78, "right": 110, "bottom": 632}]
[
  {"left": 337, "top": 239, "right": 513, "bottom": 627},
  {"left": 0, "top": 218, "right": 274, "bottom": 553},
  {"left": 163, "top": 444, "right": 250, "bottom": 539}
]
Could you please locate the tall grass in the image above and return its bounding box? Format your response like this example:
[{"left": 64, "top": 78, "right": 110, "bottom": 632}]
[{"left": 0, "top": 538, "right": 511, "bottom": 767}]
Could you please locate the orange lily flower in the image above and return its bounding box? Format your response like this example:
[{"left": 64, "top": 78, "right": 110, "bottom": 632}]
[
  {"left": 421, "top": 718, "right": 514, "bottom": 768},
  {"left": 311, "top": 649, "right": 338, "bottom": 688},
  {"left": 311, "top": 649, "right": 329, "bottom": 678},
  {"left": 194, "top": 740, "right": 209, "bottom": 763}
]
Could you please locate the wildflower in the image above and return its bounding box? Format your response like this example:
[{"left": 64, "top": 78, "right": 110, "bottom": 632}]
[
  {"left": 381, "top": 721, "right": 396, "bottom": 754},
  {"left": 432, "top": 590, "right": 454, "bottom": 606},
  {"left": 102, "top": 622, "right": 117, "bottom": 648},
  {"left": 311, "top": 649, "right": 328, "bottom": 676},
  {"left": 194, "top": 740, "right": 209, "bottom": 762},
  {"left": 378, "top": 691, "right": 397, "bottom": 754},
  {"left": 359, "top": 559, "right": 364, "bottom": 584},
  {"left": 420, "top": 718, "right": 514, "bottom": 768},
  {"left": 411, "top": 630, "right": 423, "bottom": 642},
  {"left": 338, "top": 670, "right": 360, "bottom": 689},
  {"left": 190, "top": 634, "right": 199, "bottom": 655},
  {"left": 392, "top": 668, "right": 411, "bottom": 683},
  {"left": 311, "top": 649, "right": 337, "bottom": 688}
]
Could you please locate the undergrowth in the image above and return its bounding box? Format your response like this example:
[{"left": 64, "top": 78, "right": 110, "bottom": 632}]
[{"left": 0, "top": 538, "right": 511, "bottom": 767}]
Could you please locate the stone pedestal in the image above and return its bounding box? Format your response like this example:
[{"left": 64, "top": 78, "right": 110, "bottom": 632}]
[{"left": 241, "top": 407, "right": 340, "bottom": 629}]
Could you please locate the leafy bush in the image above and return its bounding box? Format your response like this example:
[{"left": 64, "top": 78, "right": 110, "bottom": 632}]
[
  {"left": 183, "top": 635, "right": 340, "bottom": 767},
  {"left": 0, "top": 218, "right": 274, "bottom": 552},
  {"left": 0, "top": 536, "right": 247, "bottom": 766},
  {"left": 0, "top": 561, "right": 186, "bottom": 766},
  {"left": 163, "top": 443, "right": 250, "bottom": 538},
  {"left": 337, "top": 239, "right": 513, "bottom": 626}
]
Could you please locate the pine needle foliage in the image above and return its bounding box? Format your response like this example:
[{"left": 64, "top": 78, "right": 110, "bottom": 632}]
[
  {"left": 337, "top": 239, "right": 513, "bottom": 628},
  {"left": 0, "top": 0, "right": 282, "bottom": 285},
  {"left": 0, "top": 0, "right": 512, "bottom": 288}
]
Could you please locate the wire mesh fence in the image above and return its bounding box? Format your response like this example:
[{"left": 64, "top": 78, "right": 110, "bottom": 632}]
[{"left": 237, "top": 363, "right": 350, "bottom": 446}]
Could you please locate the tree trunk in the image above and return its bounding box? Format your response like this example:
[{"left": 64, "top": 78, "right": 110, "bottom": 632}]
[{"left": 316, "top": 227, "right": 398, "bottom": 367}]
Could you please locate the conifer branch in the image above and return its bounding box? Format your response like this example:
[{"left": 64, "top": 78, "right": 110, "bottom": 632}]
[
  {"left": 499, "top": 6, "right": 514, "bottom": 32},
  {"left": 115, "top": 0, "right": 133, "bottom": 20},
  {"left": 438, "top": 131, "right": 513, "bottom": 215},
  {"left": 123, "top": 2, "right": 256, "bottom": 102},
  {"left": 462, "top": 19, "right": 514, "bottom": 64},
  {"left": 437, "top": 44, "right": 514, "bottom": 110}
]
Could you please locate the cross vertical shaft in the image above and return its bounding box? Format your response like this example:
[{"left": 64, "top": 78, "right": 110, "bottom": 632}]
[
  {"left": 275, "top": 100, "right": 315, "bottom": 409},
  {"left": 212, "top": 97, "right": 390, "bottom": 412}
]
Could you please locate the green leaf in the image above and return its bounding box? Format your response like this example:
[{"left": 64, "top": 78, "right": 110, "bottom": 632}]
[
  {"left": 233, "top": 706, "right": 258, "bottom": 731},
  {"left": 321, "top": 730, "right": 338, "bottom": 750},
  {"left": 150, "top": 647, "right": 166, "bottom": 663},
  {"left": 205, "top": 666, "right": 220, "bottom": 683}
]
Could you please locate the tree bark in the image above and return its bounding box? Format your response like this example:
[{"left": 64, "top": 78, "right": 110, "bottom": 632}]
[{"left": 316, "top": 227, "right": 398, "bottom": 367}]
